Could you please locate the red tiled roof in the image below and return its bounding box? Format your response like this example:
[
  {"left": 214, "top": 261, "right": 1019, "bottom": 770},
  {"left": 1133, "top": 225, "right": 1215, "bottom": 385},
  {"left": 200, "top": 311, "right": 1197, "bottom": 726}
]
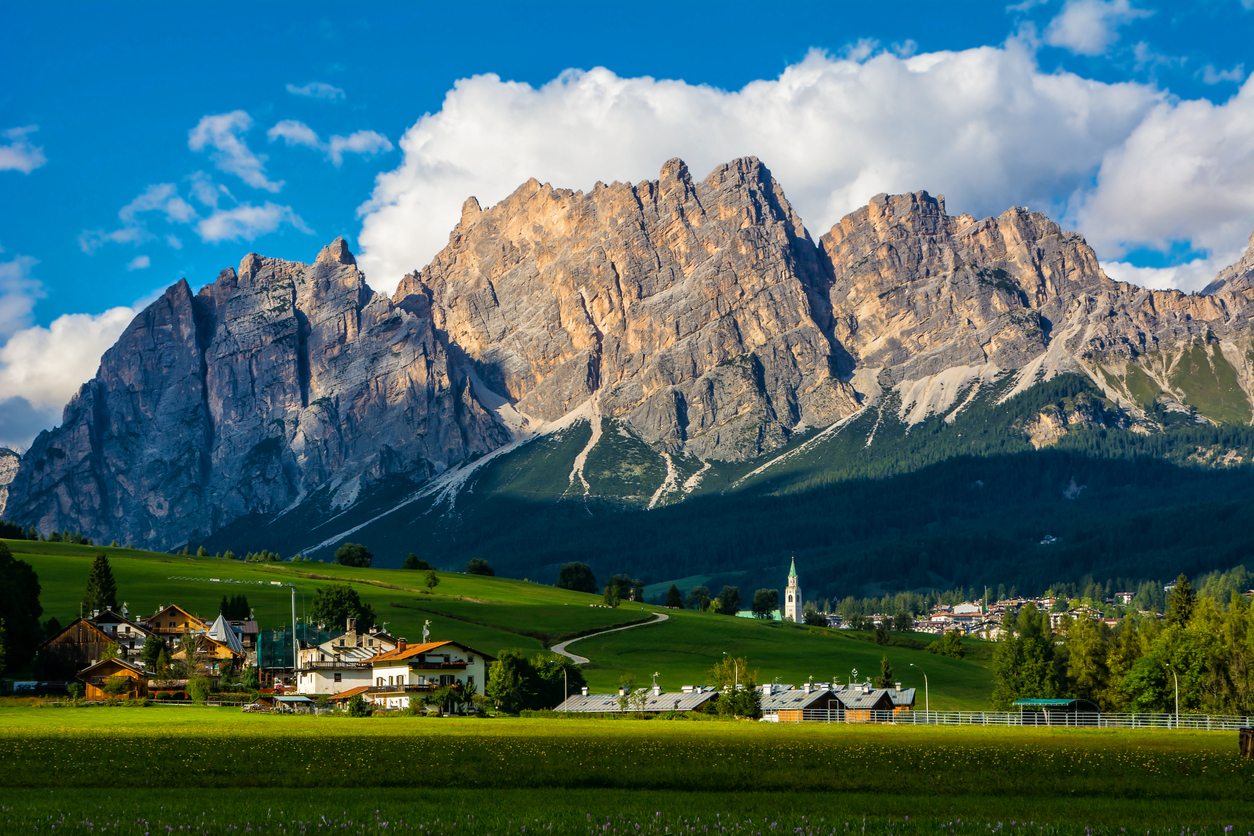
[{"left": 329, "top": 686, "right": 371, "bottom": 701}]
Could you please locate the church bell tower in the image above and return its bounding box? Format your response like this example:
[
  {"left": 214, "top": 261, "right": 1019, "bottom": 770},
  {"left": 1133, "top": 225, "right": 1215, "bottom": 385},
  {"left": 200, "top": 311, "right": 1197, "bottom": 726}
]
[{"left": 785, "top": 557, "right": 802, "bottom": 623}]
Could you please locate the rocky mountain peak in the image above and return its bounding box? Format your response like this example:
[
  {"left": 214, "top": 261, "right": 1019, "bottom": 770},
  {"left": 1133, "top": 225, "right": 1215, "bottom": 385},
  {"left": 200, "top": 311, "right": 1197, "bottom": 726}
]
[{"left": 316, "top": 237, "right": 357, "bottom": 267}]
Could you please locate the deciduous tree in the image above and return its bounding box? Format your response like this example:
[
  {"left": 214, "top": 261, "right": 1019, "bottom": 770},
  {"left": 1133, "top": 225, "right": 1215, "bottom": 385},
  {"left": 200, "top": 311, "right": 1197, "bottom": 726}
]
[
  {"left": 334, "top": 543, "right": 373, "bottom": 568},
  {"left": 311, "top": 584, "right": 376, "bottom": 632},
  {"left": 557, "top": 562, "right": 598, "bottom": 593}
]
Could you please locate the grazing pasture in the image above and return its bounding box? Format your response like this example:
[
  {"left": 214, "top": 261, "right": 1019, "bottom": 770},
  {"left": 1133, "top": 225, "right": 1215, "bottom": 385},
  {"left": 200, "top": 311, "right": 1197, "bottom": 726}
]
[
  {"left": 0, "top": 706, "right": 1249, "bottom": 833},
  {"left": 6, "top": 540, "right": 994, "bottom": 707}
]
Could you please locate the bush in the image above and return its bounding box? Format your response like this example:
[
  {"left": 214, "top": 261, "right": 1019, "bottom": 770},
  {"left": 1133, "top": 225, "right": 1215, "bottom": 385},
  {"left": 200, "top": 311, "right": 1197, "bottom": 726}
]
[
  {"left": 187, "top": 677, "right": 212, "bottom": 702},
  {"left": 347, "top": 694, "right": 372, "bottom": 717}
]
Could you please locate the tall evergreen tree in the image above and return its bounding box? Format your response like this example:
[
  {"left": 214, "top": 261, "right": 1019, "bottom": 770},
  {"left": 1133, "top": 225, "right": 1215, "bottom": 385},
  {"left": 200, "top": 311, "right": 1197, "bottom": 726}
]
[
  {"left": 665, "top": 584, "right": 684, "bottom": 609},
  {"left": 83, "top": 553, "right": 118, "bottom": 613},
  {"left": 1165, "top": 574, "right": 1197, "bottom": 626}
]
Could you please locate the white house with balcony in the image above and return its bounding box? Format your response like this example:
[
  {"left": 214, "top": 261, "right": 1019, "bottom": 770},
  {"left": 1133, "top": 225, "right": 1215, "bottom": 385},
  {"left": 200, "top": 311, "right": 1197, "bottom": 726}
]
[
  {"left": 366, "top": 639, "right": 493, "bottom": 712},
  {"left": 296, "top": 618, "right": 398, "bottom": 695}
]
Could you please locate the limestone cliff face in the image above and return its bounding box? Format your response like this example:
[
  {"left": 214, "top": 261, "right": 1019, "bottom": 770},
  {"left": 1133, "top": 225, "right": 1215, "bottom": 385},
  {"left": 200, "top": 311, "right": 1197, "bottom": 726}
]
[
  {"left": 396, "top": 157, "right": 859, "bottom": 460},
  {"left": 0, "top": 447, "right": 19, "bottom": 517},
  {"left": 5, "top": 239, "right": 507, "bottom": 548},
  {"left": 6, "top": 159, "right": 1254, "bottom": 551},
  {"left": 816, "top": 191, "right": 1254, "bottom": 423}
]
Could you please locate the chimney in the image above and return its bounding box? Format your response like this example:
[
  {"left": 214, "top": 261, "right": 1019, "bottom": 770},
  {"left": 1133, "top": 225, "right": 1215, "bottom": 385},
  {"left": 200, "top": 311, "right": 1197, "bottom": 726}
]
[
  {"left": 895, "top": 682, "right": 902, "bottom": 692},
  {"left": 803, "top": 682, "right": 811, "bottom": 694},
  {"left": 347, "top": 617, "right": 356, "bottom": 633},
  {"left": 581, "top": 686, "right": 589, "bottom": 696},
  {"left": 651, "top": 683, "right": 661, "bottom": 697},
  {"left": 397, "top": 638, "right": 407, "bottom": 652},
  {"left": 618, "top": 686, "right": 628, "bottom": 696}
]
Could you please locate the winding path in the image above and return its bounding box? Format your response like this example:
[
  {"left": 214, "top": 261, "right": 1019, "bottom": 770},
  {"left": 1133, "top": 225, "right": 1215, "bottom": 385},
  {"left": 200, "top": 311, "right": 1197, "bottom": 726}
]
[{"left": 550, "top": 611, "right": 670, "bottom": 664}]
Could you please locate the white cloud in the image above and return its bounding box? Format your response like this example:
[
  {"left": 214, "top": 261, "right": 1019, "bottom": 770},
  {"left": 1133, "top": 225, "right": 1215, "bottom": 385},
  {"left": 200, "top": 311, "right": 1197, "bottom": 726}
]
[
  {"left": 126, "top": 255, "right": 151, "bottom": 271},
  {"left": 0, "top": 303, "right": 143, "bottom": 414},
  {"left": 1100, "top": 258, "right": 1231, "bottom": 294},
  {"left": 286, "top": 82, "right": 346, "bottom": 101},
  {"left": 166, "top": 234, "right": 183, "bottom": 250},
  {"left": 1071, "top": 76, "right": 1254, "bottom": 267},
  {"left": 267, "top": 120, "right": 393, "bottom": 166},
  {"left": 0, "top": 126, "right": 47, "bottom": 174},
  {"left": 0, "top": 254, "right": 43, "bottom": 341},
  {"left": 119, "top": 183, "right": 197, "bottom": 225},
  {"left": 356, "top": 47, "right": 1162, "bottom": 294},
  {"left": 78, "top": 224, "right": 148, "bottom": 254},
  {"left": 267, "top": 119, "right": 322, "bottom": 149},
  {"left": 196, "top": 202, "right": 313, "bottom": 243},
  {"left": 188, "top": 111, "right": 283, "bottom": 192},
  {"left": 328, "top": 130, "right": 393, "bottom": 166},
  {"left": 79, "top": 183, "right": 199, "bottom": 253},
  {"left": 1044, "top": 0, "right": 1152, "bottom": 56},
  {"left": 1200, "top": 64, "right": 1246, "bottom": 85},
  {"left": 189, "top": 171, "right": 231, "bottom": 208}
]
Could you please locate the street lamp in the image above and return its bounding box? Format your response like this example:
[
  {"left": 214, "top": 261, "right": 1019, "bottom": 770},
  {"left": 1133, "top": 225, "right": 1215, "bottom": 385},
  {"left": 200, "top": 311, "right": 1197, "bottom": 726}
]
[
  {"left": 1165, "top": 663, "right": 1179, "bottom": 729},
  {"left": 910, "top": 663, "right": 929, "bottom": 717}
]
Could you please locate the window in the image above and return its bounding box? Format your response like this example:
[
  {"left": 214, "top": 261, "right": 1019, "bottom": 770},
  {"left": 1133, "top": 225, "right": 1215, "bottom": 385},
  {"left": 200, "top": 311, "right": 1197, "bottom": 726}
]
[{"left": 334, "top": 673, "right": 342, "bottom": 682}]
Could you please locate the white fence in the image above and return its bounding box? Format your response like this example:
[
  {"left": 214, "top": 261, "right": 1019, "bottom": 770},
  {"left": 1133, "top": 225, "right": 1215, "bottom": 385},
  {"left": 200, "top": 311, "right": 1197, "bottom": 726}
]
[{"left": 787, "top": 709, "right": 1252, "bottom": 731}]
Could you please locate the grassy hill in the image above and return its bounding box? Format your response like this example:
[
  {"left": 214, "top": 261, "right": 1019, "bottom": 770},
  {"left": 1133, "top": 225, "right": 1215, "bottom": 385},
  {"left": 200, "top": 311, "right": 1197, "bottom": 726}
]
[{"left": 5, "top": 539, "right": 993, "bottom": 708}]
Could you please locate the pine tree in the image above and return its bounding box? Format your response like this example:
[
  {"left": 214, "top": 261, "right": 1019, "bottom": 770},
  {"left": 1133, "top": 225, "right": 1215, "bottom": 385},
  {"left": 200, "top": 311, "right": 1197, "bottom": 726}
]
[
  {"left": 876, "top": 655, "right": 894, "bottom": 688},
  {"left": 666, "top": 584, "right": 684, "bottom": 609},
  {"left": 1165, "top": 574, "right": 1197, "bottom": 626},
  {"left": 83, "top": 554, "right": 118, "bottom": 613}
]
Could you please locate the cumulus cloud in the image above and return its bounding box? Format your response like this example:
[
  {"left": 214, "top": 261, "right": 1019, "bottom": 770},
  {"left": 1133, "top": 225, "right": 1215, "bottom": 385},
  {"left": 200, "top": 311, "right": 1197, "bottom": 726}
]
[
  {"left": 0, "top": 301, "right": 145, "bottom": 447},
  {"left": 1072, "top": 75, "right": 1254, "bottom": 282},
  {"left": 356, "top": 47, "right": 1163, "bottom": 294},
  {"left": 1044, "top": 0, "right": 1152, "bottom": 56},
  {"left": 188, "top": 111, "right": 283, "bottom": 192},
  {"left": 0, "top": 254, "right": 43, "bottom": 341},
  {"left": 0, "top": 126, "right": 47, "bottom": 174},
  {"left": 196, "top": 201, "right": 312, "bottom": 243},
  {"left": 267, "top": 120, "right": 393, "bottom": 166},
  {"left": 126, "top": 255, "right": 150, "bottom": 271},
  {"left": 286, "top": 81, "right": 346, "bottom": 101}
]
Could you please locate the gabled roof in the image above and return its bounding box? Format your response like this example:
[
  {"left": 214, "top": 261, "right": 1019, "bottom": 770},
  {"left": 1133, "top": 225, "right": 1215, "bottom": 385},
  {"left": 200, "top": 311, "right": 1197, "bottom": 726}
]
[
  {"left": 888, "top": 688, "right": 917, "bottom": 707},
  {"left": 78, "top": 656, "right": 143, "bottom": 678},
  {"left": 836, "top": 688, "right": 896, "bottom": 711},
  {"left": 371, "top": 640, "right": 494, "bottom": 664},
  {"left": 39, "top": 617, "right": 114, "bottom": 650},
  {"left": 143, "top": 604, "right": 207, "bottom": 628},
  {"left": 206, "top": 614, "right": 245, "bottom": 654},
  {"left": 555, "top": 690, "right": 719, "bottom": 713},
  {"left": 761, "top": 688, "right": 835, "bottom": 712}
]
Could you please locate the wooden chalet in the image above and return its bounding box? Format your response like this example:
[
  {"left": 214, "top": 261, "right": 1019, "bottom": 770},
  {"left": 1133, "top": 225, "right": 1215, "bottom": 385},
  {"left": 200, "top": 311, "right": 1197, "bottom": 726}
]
[
  {"left": 37, "top": 618, "right": 116, "bottom": 679},
  {"left": 836, "top": 685, "right": 897, "bottom": 721},
  {"left": 79, "top": 657, "right": 148, "bottom": 700},
  {"left": 760, "top": 685, "right": 844, "bottom": 722},
  {"left": 141, "top": 604, "right": 208, "bottom": 636}
]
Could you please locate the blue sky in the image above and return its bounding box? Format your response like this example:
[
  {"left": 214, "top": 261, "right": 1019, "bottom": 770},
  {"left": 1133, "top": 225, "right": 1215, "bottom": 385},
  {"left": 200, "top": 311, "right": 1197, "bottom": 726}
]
[{"left": 1, "top": 1, "right": 1252, "bottom": 448}]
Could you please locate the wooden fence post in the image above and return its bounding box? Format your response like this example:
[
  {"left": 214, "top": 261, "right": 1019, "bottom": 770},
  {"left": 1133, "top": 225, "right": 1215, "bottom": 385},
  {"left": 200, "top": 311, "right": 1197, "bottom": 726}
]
[{"left": 1240, "top": 728, "right": 1253, "bottom": 758}]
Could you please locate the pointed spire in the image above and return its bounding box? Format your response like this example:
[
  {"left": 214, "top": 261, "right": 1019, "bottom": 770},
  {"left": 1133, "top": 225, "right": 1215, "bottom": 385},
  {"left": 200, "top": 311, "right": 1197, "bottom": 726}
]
[{"left": 788, "top": 557, "right": 797, "bottom": 579}]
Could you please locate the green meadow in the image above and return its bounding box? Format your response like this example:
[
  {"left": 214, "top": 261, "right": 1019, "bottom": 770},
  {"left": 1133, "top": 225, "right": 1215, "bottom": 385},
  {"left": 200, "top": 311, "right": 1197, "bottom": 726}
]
[
  {"left": 0, "top": 707, "right": 1249, "bottom": 834},
  {"left": 6, "top": 538, "right": 993, "bottom": 707}
]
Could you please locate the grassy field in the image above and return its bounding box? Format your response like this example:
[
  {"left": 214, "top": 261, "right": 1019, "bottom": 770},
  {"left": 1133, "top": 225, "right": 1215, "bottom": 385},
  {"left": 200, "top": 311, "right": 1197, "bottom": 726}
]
[
  {"left": 0, "top": 706, "right": 1250, "bottom": 834},
  {"left": 6, "top": 539, "right": 992, "bottom": 707}
]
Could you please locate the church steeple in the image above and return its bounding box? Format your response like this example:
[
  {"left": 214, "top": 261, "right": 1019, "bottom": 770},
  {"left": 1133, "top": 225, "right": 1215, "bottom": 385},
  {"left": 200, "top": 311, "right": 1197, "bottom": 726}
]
[{"left": 784, "top": 557, "right": 801, "bottom": 623}]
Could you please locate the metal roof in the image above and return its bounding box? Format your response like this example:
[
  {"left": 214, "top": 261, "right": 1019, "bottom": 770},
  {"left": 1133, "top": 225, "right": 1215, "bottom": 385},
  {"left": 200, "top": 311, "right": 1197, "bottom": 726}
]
[
  {"left": 888, "top": 688, "right": 916, "bottom": 707},
  {"left": 836, "top": 688, "right": 896, "bottom": 710},
  {"left": 207, "top": 614, "right": 245, "bottom": 655},
  {"left": 761, "top": 688, "right": 834, "bottom": 712},
  {"left": 556, "top": 690, "right": 718, "bottom": 713}
]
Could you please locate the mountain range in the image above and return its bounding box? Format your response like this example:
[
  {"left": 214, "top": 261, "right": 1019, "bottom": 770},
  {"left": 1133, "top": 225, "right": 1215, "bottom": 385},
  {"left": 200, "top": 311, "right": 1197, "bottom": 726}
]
[{"left": 3, "top": 157, "right": 1254, "bottom": 598}]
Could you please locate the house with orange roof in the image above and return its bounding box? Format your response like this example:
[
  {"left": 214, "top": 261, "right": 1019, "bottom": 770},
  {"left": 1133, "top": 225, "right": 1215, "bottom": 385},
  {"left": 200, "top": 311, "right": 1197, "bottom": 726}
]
[{"left": 367, "top": 638, "right": 494, "bottom": 712}]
